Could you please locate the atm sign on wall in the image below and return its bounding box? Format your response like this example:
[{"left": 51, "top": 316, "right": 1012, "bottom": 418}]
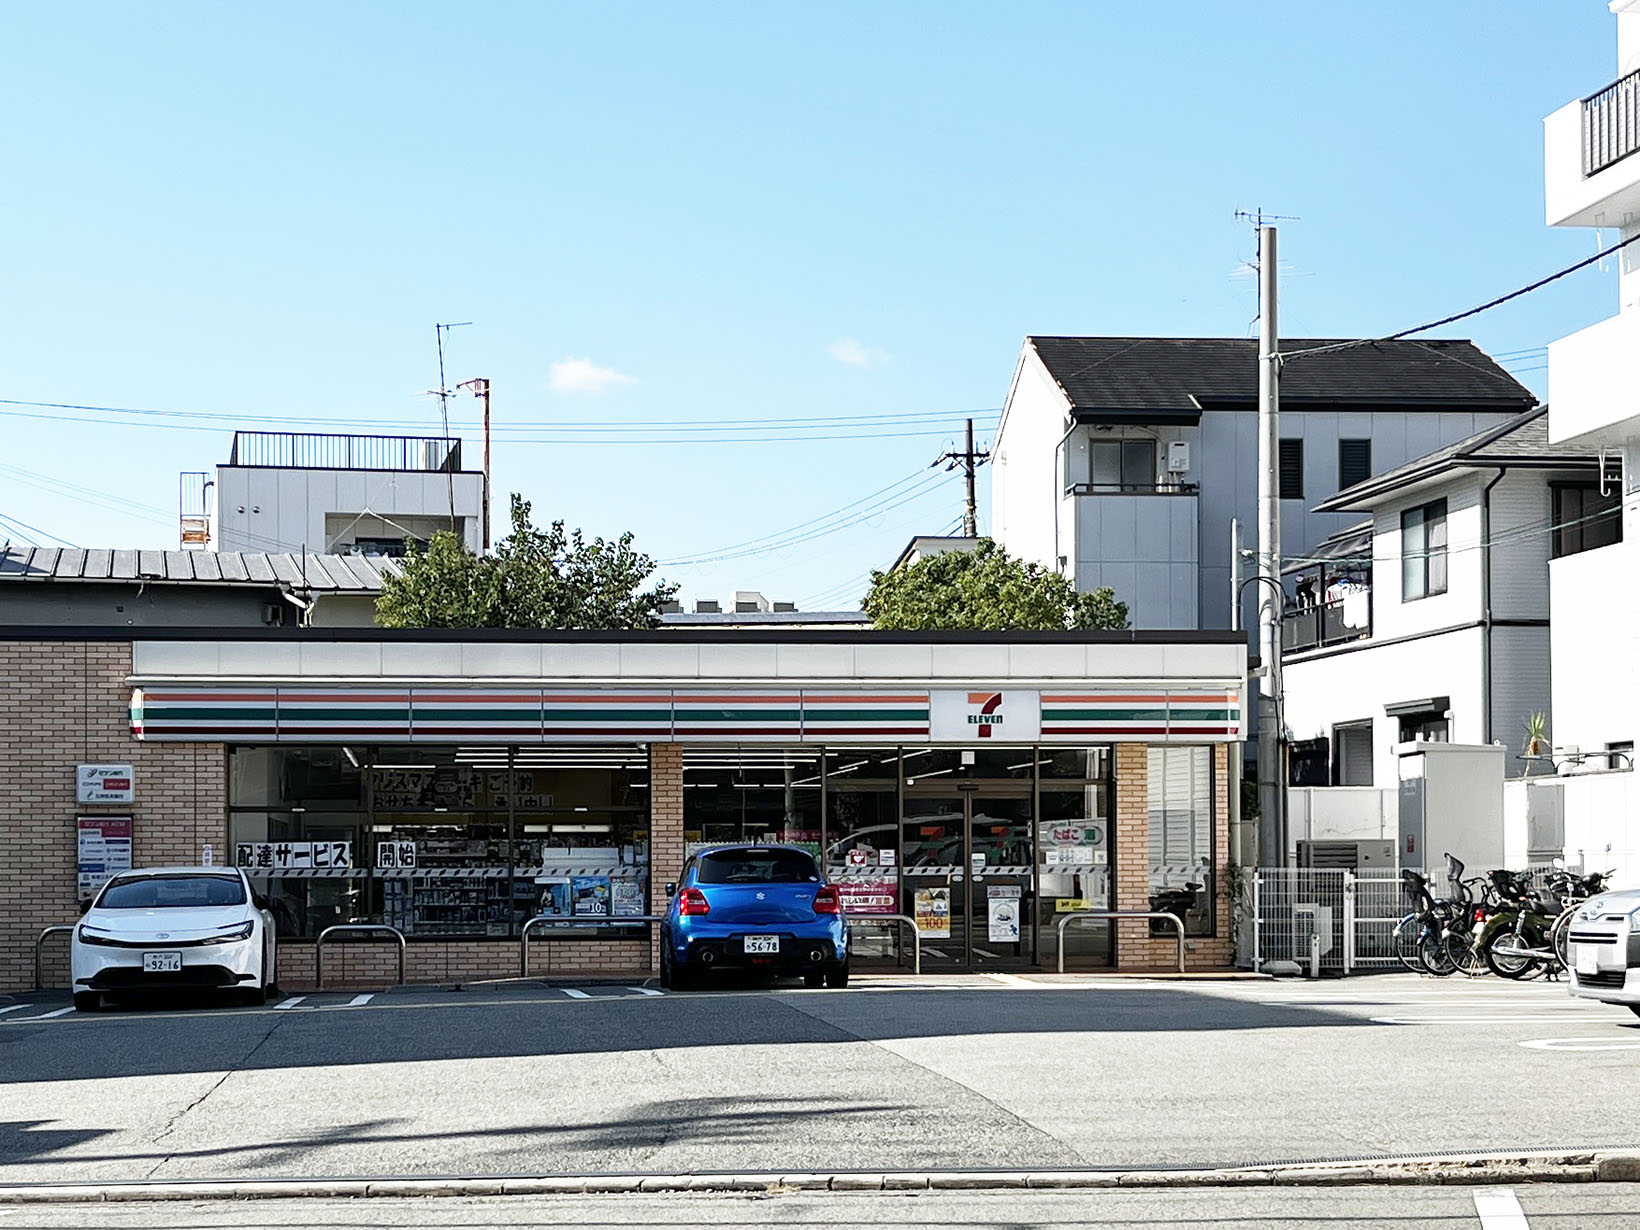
[{"left": 77, "top": 764, "right": 135, "bottom": 804}]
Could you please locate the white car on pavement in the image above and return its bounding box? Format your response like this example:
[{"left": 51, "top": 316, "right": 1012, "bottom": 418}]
[
  {"left": 1566, "top": 886, "right": 1640, "bottom": 1016},
  {"left": 71, "top": 867, "right": 277, "bottom": 1012}
]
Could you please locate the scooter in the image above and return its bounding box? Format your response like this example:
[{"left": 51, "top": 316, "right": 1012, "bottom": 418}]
[{"left": 1476, "top": 869, "right": 1558, "bottom": 979}]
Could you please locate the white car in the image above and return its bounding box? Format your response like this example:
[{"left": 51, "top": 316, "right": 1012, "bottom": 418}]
[
  {"left": 71, "top": 867, "right": 277, "bottom": 1012},
  {"left": 1566, "top": 886, "right": 1640, "bottom": 1016}
]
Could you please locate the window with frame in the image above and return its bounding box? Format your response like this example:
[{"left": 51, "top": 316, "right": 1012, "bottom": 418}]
[
  {"left": 1551, "top": 482, "right": 1622, "bottom": 558},
  {"left": 1089, "top": 438, "right": 1157, "bottom": 491},
  {"left": 1338, "top": 438, "right": 1372, "bottom": 489},
  {"left": 1147, "top": 746, "right": 1215, "bottom": 937},
  {"left": 1279, "top": 439, "right": 1304, "bottom": 500},
  {"left": 1400, "top": 498, "right": 1447, "bottom": 601}
]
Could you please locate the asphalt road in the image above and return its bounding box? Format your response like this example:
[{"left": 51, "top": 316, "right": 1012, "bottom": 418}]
[
  {"left": 8, "top": 1186, "right": 1640, "bottom": 1229},
  {"left": 1, "top": 973, "right": 1637, "bottom": 1184}
]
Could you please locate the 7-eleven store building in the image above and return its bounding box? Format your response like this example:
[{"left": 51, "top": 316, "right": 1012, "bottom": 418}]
[{"left": 3, "top": 627, "right": 1246, "bottom": 990}]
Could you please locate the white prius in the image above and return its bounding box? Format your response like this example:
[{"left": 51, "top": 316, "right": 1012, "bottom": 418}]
[{"left": 71, "top": 867, "right": 277, "bottom": 1012}]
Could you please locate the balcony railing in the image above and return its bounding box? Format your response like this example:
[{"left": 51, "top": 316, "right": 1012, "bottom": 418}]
[
  {"left": 1066, "top": 480, "right": 1198, "bottom": 496},
  {"left": 228, "top": 431, "right": 462, "bottom": 472},
  {"left": 1283, "top": 594, "right": 1371, "bottom": 654},
  {"left": 1584, "top": 67, "right": 1640, "bottom": 176}
]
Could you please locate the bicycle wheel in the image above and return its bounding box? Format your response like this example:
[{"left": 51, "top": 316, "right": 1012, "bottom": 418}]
[
  {"left": 1551, "top": 910, "right": 1575, "bottom": 972},
  {"left": 1392, "top": 914, "right": 1423, "bottom": 973},
  {"left": 1448, "top": 929, "right": 1489, "bottom": 977},
  {"left": 1418, "top": 925, "right": 1458, "bottom": 976}
]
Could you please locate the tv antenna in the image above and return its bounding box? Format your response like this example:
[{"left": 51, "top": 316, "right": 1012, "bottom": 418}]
[{"left": 432, "top": 322, "right": 472, "bottom": 534}]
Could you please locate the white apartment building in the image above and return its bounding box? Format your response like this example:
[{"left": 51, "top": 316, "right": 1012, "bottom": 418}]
[
  {"left": 1532, "top": 0, "right": 1640, "bottom": 878},
  {"left": 182, "top": 431, "right": 487, "bottom": 557},
  {"left": 1281, "top": 407, "right": 1602, "bottom": 795},
  {"left": 992, "top": 336, "right": 1535, "bottom": 631}
]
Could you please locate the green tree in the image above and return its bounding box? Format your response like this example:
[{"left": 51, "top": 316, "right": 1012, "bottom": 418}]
[
  {"left": 862, "top": 539, "right": 1128, "bottom": 631},
  {"left": 375, "top": 494, "right": 678, "bottom": 629}
]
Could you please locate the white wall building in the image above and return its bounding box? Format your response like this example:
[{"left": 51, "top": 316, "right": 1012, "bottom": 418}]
[
  {"left": 186, "top": 431, "right": 487, "bottom": 557},
  {"left": 1530, "top": 0, "right": 1640, "bottom": 880},
  {"left": 992, "top": 337, "right": 1534, "bottom": 632},
  {"left": 1282, "top": 408, "right": 1601, "bottom": 794}
]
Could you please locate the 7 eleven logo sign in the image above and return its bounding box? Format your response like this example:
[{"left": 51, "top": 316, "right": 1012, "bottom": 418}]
[{"left": 967, "top": 692, "right": 1004, "bottom": 737}]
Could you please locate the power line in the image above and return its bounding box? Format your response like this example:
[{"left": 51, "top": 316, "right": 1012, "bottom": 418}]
[
  {"left": 1283, "top": 229, "right": 1640, "bottom": 362},
  {"left": 0, "top": 511, "right": 73, "bottom": 548}
]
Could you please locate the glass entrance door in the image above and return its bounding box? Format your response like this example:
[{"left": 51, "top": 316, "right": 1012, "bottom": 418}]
[{"left": 900, "top": 792, "right": 1034, "bottom": 970}]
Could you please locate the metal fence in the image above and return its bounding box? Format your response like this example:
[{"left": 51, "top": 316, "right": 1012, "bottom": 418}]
[
  {"left": 1585, "top": 67, "right": 1640, "bottom": 177},
  {"left": 229, "top": 431, "right": 462, "bottom": 472},
  {"left": 1252, "top": 863, "right": 1585, "bottom": 974}
]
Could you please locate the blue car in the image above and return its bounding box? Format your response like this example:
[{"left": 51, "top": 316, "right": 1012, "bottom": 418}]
[{"left": 659, "top": 844, "right": 849, "bottom": 990}]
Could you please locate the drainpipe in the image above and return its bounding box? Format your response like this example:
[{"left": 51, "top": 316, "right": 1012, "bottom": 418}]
[
  {"left": 1480, "top": 468, "right": 1506, "bottom": 746},
  {"left": 1051, "top": 419, "right": 1078, "bottom": 573}
]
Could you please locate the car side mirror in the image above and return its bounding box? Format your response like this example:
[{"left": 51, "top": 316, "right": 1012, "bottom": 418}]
[
  {"left": 664, "top": 882, "right": 676, "bottom": 897},
  {"left": 78, "top": 898, "right": 92, "bottom": 915}
]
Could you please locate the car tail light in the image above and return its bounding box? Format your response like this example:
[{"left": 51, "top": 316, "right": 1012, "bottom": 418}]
[
  {"left": 678, "top": 888, "right": 710, "bottom": 916},
  {"left": 813, "top": 885, "right": 842, "bottom": 915}
]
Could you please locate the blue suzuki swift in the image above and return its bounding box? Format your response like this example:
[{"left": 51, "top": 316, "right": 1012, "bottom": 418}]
[{"left": 659, "top": 845, "right": 849, "bottom": 990}]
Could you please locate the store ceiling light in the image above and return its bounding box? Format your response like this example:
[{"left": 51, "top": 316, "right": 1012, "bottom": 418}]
[{"left": 551, "top": 823, "right": 612, "bottom": 834}]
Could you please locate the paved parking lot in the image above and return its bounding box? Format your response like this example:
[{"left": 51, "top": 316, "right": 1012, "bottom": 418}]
[{"left": 0, "top": 973, "right": 1636, "bottom": 1187}]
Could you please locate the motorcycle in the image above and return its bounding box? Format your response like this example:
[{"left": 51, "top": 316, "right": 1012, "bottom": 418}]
[{"left": 1476, "top": 869, "right": 1559, "bottom": 979}]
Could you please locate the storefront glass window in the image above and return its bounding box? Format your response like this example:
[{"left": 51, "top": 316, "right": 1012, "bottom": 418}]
[
  {"left": 1147, "top": 746, "right": 1215, "bottom": 937},
  {"left": 682, "top": 748, "right": 822, "bottom": 856},
  {"left": 1038, "top": 754, "right": 1113, "bottom": 969}
]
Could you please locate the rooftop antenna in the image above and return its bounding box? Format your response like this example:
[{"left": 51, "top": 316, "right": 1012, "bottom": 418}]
[
  {"left": 1234, "top": 208, "right": 1300, "bottom": 332},
  {"left": 433, "top": 322, "right": 472, "bottom": 537}
]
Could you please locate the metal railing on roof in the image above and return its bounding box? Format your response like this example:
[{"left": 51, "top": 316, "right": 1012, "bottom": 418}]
[
  {"left": 228, "top": 431, "right": 462, "bottom": 473},
  {"left": 1584, "top": 67, "right": 1640, "bottom": 177}
]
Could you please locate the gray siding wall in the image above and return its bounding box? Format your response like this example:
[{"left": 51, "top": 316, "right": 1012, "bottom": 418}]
[
  {"left": 1491, "top": 623, "right": 1553, "bottom": 774},
  {"left": 1488, "top": 471, "right": 1553, "bottom": 621},
  {"left": 0, "top": 584, "right": 281, "bottom": 627},
  {"left": 1075, "top": 495, "right": 1198, "bottom": 629}
]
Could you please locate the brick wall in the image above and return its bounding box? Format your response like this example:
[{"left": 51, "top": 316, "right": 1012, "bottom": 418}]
[
  {"left": 1112, "top": 742, "right": 1234, "bottom": 972},
  {"left": 647, "top": 743, "right": 684, "bottom": 972},
  {"left": 1, "top": 640, "right": 229, "bottom": 993},
  {"left": 278, "top": 937, "right": 653, "bottom": 990}
]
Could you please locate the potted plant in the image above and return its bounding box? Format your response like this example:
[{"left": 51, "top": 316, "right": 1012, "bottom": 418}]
[{"left": 1521, "top": 712, "right": 1549, "bottom": 774}]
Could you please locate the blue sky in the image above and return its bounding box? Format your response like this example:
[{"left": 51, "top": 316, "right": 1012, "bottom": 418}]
[{"left": 0, "top": 2, "right": 1624, "bottom": 608}]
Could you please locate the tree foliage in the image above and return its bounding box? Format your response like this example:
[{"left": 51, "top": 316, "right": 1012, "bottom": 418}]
[
  {"left": 862, "top": 539, "right": 1128, "bottom": 631},
  {"left": 375, "top": 494, "right": 678, "bottom": 630}
]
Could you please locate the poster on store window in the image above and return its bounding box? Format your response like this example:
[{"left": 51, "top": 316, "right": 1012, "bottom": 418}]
[
  {"left": 572, "top": 875, "right": 611, "bottom": 916},
  {"left": 536, "top": 877, "right": 572, "bottom": 916},
  {"left": 913, "top": 887, "right": 950, "bottom": 939},
  {"left": 1040, "top": 820, "right": 1107, "bottom": 866},
  {"left": 837, "top": 874, "right": 899, "bottom": 915},
  {"left": 612, "top": 879, "right": 645, "bottom": 916},
  {"left": 987, "top": 885, "right": 1022, "bottom": 943}
]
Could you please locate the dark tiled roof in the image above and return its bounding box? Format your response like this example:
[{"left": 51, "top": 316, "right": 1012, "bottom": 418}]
[
  {"left": 1028, "top": 336, "right": 1535, "bottom": 413},
  {"left": 1314, "top": 406, "right": 1597, "bottom": 512},
  {"left": 0, "top": 548, "right": 401, "bottom": 592}
]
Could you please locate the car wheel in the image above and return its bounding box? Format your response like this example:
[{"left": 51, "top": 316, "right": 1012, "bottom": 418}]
[
  {"left": 658, "top": 946, "right": 673, "bottom": 990},
  {"left": 72, "top": 992, "right": 100, "bottom": 1013},
  {"left": 825, "top": 962, "right": 850, "bottom": 989},
  {"left": 803, "top": 971, "right": 826, "bottom": 988}
]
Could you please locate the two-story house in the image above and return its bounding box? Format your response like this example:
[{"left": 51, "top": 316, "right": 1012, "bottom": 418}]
[
  {"left": 1281, "top": 407, "right": 1603, "bottom": 804},
  {"left": 991, "top": 336, "right": 1536, "bottom": 631}
]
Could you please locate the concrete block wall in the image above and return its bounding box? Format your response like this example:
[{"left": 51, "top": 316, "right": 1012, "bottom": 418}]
[{"left": 0, "top": 640, "right": 229, "bottom": 993}]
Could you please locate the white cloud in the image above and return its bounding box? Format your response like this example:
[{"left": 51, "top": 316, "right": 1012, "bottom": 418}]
[
  {"left": 828, "top": 338, "right": 891, "bottom": 368},
  {"left": 548, "top": 356, "right": 636, "bottom": 394}
]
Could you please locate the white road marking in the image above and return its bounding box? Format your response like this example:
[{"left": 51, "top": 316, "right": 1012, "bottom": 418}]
[
  {"left": 345, "top": 994, "right": 375, "bottom": 1007},
  {"left": 1520, "top": 1036, "right": 1640, "bottom": 1051},
  {"left": 274, "top": 995, "right": 307, "bottom": 1010},
  {"left": 562, "top": 988, "right": 593, "bottom": 999},
  {"left": 627, "top": 987, "right": 665, "bottom": 997},
  {"left": 1371, "top": 1014, "right": 1618, "bottom": 1025},
  {"left": 1473, "top": 1186, "right": 1530, "bottom": 1229},
  {"left": 986, "top": 973, "right": 1039, "bottom": 989},
  {"left": 0, "top": 1005, "right": 28, "bottom": 1017},
  {"left": 12, "top": 1007, "right": 74, "bottom": 1021}
]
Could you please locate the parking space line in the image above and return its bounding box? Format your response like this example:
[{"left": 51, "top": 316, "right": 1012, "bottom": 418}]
[
  {"left": 0, "top": 1005, "right": 27, "bottom": 1017},
  {"left": 1473, "top": 1187, "right": 1529, "bottom": 1229},
  {"left": 12, "top": 1007, "right": 74, "bottom": 1022},
  {"left": 627, "top": 987, "right": 665, "bottom": 997},
  {"left": 561, "top": 988, "right": 593, "bottom": 999},
  {"left": 274, "top": 995, "right": 306, "bottom": 1010},
  {"left": 345, "top": 994, "right": 374, "bottom": 1007}
]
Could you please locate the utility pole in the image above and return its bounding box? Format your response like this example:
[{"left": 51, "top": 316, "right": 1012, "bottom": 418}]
[
  {"left": 1256, "top": 225, "right": 1286, "bottom": 869},
  {"left": 457, "top": 378, "right": 492, "bottom": 550},
  {"left": 935, "top": 418, "right": 991, "bottom": 537}
]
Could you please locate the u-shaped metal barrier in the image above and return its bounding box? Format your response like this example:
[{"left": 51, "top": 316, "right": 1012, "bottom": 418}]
[
  {"left": 1056, "top": 910, "right": 1185, "bottom": 974},
  {"left": 520, "top": 914, "right": 661, "bottom": 978},
  {"left": 35, "top": 925, "right": 74, "bottom": 991},
  {"left": 845, "top": 914, "right": 922, "bottom": 976},
  {"left": 315, "top": 924, "right": 406, "bottom": 989}
]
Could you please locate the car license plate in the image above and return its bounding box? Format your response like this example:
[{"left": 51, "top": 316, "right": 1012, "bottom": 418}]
[
  {"left": 142, "top": 952, "right": 183, "bottom": 973},
  {"left": 743, "top": 935, "right": 779, "bottom": 955},
  {"left": 1576, "top": 945, "right": 1600, "bottom": 976}
]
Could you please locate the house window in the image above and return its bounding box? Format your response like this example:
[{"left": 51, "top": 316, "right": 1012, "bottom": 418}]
[
  {"left": 1146, "top": 746, "right": 1215, "bottom": 937},
  {"left": 1332, "top": 721, "right": 1374, "bottom": 786},
  {"left": 1279, "top": 439, "right": 1304, "bottom": 500},
  {"left": 1398, "top": 711, "right": 1449, "bottom": 744},
  {"left": 1089, "top": 439, "right": 1157, "bottom": 491},
  {"left": 1400, "top": 498, "right": 1447, "bottom": 601},
  {"left": 1551, "top": 482, "right": 1622, "bottom": 558},
  {"left": 1339, "top": 439, "right": 1372, "bottom": 490}
]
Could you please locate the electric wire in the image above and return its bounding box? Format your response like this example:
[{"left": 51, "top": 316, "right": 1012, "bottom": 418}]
[{"left": 0, "top": 511, "right": 73, "bottom": 548}]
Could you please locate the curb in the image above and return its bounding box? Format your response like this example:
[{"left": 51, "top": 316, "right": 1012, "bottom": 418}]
[{"left": 1, "top": 1153, "right": 1636, "bottom": 1203}]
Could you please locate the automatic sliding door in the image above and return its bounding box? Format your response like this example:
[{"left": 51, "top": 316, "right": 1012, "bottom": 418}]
[{"left": 901, "top": 797, "right": 965, "bottom": 968}]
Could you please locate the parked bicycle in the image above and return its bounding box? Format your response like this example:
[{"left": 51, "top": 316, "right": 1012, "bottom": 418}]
[{"left": 1393, "top": 855, "right": 1483, "bottom": 977}]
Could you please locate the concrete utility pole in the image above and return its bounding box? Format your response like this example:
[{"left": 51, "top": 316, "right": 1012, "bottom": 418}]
[
  {"left": 935, "top": 419, "right": 992, "bottom": 538},
  {"left": 457, "top": 378, "right": 493, "bottom": 550},
  {"left": 1256, "top": 226, "right": 1286, "bottom": 868}
]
